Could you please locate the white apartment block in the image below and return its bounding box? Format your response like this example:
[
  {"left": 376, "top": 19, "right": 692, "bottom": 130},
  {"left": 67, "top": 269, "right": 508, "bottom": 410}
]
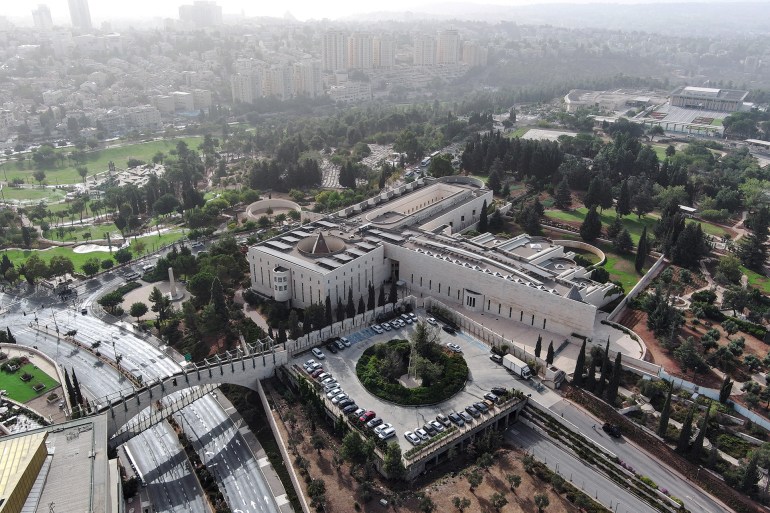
[
  {"left": 231, "top": 72, "right": 261, "bottom": 104},
  {"left": 248, "top": 178, "right": 620, "bottom": 339},
  {"left": 293, "top": 61, "right": 322, "bottom": 98},
  {"left": 413, "top": 35, "right": 437, "bottom": 66},
  {"left": 322, "top": 30, "right": 347, "bottom": 72},
  {"left": 127, "top": 105, "right": 162, "bottom": 130},
  {"left": 328, "top": 81, "right": 372, "bottom": 104},
  {"left": 461, "top": 42, "right": 488, "bottom": 67},
  {"left": 192, "top": 89, "right": 212, "bottom": 111},
  {"left": 348, "top": 32, "right": 373, "bottom": 70},
  {"left": 373, "top": 37, "right": 395, "bottom": 69},
  {"left": 437, "top": 29, "right": 461, "bottom": 65},
  {"left": 171, "top": 91, "right": 195, "bottom": 112}
]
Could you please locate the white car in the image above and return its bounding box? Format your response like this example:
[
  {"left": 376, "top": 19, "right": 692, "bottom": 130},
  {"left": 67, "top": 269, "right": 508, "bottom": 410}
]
[
  {"left": 311, "top": 347, "right": 326, "bottom": 359},
  {"left": 404, "top": 431, "right": 421, "bottom": 445},
  {"left": 326, "top": 387, "right": 342, "bottom": 398},
  {"left": 331, "top": 393, "right": 348, "bottom": 405},
  {"left": 409, "top": 312, "right": 417, "bottom": 320},
  {"left": 427, "top": 317, "right": 437, "bottom": 326},
  {"left": 415, "top": 428, "right": 430, "bottom": 441},
  {"left": 382, "top": 322, "right": 392, "bottom": 331},
  {"left": 429, "top": 420, "right": 445, "bottom": 433},
  {"left": 374, "top": 422, "right": 393, "bottom": 436},
  {"left": 321, "top": 377, "right": 336, "bottom": 386},
  {"left": 447, "top": 343, "right": 462, "bottom": 353},
  {"left": 372, "top": 325, "right": 383, "bottom": 334},
  {"left": 378, "top": 427, "right": 396, "bottom": 441}
]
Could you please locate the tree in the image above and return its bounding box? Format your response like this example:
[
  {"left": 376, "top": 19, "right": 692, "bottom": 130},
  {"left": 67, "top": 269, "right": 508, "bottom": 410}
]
[
  {"left": 613, "top": 228, "right": 633, "bottom": 254},
  {"left": 427, "top": 154, "right": 454, "bottom": 177},
  {"left": 534, "top": 335, "right": 542, "bottom": 358},
  {"left": 490, "top": 492, "right": 508, "bottom": 511},
  {"left": 506, "top": 473, "right": 521, "bottom": 494},
  {"left": 488, "top": 168, "right": 502, "bottom": 195},
  {"left": 478, "top": 199, "right": 489, "bottom": 233},
  {"left": 466, "top": 469, "right": 483, "bottom": 491},
  {"left": 573, "top": 340, "right": 586, "bottom": 387},
  {"left": 584, "top": 176, "right": 602, "bottom": 208},
  {"left": 635, "top": 226, "right": 649, "bottom": 273},
  {"left": 658, "top": 382, "right": 673, "bottom": 437},
  {"left": 325, "top": 295, "right": 332, "bottom": 326},
  {"left": 130, "top": 302, "right": 148, "bottom": 321},
  {"left": 579, "top": 206, "right": 602, "bottom": 242},
  {"left": 340, "top": 431, "right": 366, "bottom": 463},
  {"left": 617, "top": 179, "right": 631, "bottom": 216},
  {"left": 739, "top": 208, "right": 769, "bottom": 273},
  {"left": 606, "top": 352, "right": 622, "bottom": 404},
  {"left": 452, "top": 497, "right": 471, "bottom": 512},
  {"left": 546, "top": 341, "right": 555, "bottom": 365},
  {"left": 346, "top": 287, "right": 355, "bottom": 318},
  {"left": 691, "top": 401, "right": 711, "bottom": 461},
  {"left": 389, "top": 280, "right": 398, "bottom": 304},
  {"left": 288, "top": 310, "right": 302, "bottom": 340},
  {"left": 114, "top": 248, "right": 132, "bottom": 264},
  {"left": 606, "top": 216, "right": 624, "bottom": 240},
  {"left": 81, "top": 257, "right": 101, "bottom": 277},
  {"left": 149, "top": 286, "right": 171, "bottom": 322},
  {"left": 674, "top": 337, "right": 705, "bottom": 375},
  {"left": 378, "top": 284, "right": 386, "bottom": 307},
  {"left": 383, "top": 443, "right": 405, "bottom": 480},
  {"left": 632, "top": 188, "right": 655, "bottom": 219},
  {"left": 367, "top": 282, "right": 375, "bottom": 311},
  {"left": 554, "top": 177, "right": 572, "bottom": 209},
  {"left": 596, "top": 341, "right": 609, "bottom": 397},
  {"left": 5, "top": 327, "right": 16, "bottom": 344},
  {"left": 677, "top": 407, "right": 695, "bottom": 453},
  {"left": 534, "top": 492, "right": 550, "bottom": 513},
  {"left": 63, "top": 369, "right": 77, "bottom": 409},
  {"left": 418, "top": 496, "right": 436, "bottom": 513},
  {"left": 357, "top": 296, "right": 366, "bottom": 316},
  {"left": 477, "top": 452, "right": 494, "bottom": 471},
  {"left": 71, "top": 369, "right": 84, "bottom": 406},
  {"left": 719, "top": 376, "right": 733, "bottom": 404}
]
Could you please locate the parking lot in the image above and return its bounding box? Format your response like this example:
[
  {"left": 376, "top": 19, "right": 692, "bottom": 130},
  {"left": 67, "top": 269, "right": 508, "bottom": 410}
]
[{"left": 292, "top": 311, "right": 546, "bottom": 453}]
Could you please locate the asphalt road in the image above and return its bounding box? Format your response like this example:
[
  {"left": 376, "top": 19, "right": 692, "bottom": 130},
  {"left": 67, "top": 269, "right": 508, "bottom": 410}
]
[
  {"left": 549, "top": 400, "right": 728, "bottom": 513},
  {"left": 127, "top": 421, "right": 210, "bottom": 513},
  {"left": 508, "top": 423, "right": 656, "bottom": 513}
]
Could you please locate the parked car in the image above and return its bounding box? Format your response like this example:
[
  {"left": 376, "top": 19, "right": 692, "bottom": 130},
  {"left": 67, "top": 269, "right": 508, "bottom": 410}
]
[
  {"left": 448, "top": 412, "right": 465, "bottom": 427},
  {"left": 359, "top": 410, "right": 376, "bottom": 423},
  {"left": 326, "top": 388, "right": 342, "bottom": 398},
  {"left": 331, "top": 393, "right": 348, "bottom": 405},
  {"left": 409, "top": 312, "right": 417, "bottom": 320},
  {"left": 320, "top": 376, "right": 335, "bottom": 386},
  {"left": 325, "top": 343, "right": 338, "bottom": 354},
  {"left": 311, "top": 368, "right": 325, "bottom": 378},
  {"left": 337, "top": 399, "right": 354, "bottom": 409},
  {"left": 335, "top": 339, "right": 345, "bottom": 351},
  {"left": 323, "top": 381, "right": 340, "bottom": 391},
  {"left": 491, "top": 387, "right": 508, "bottom": 396},
  {"left": 446, "top": 343, "right": 462, "bottom": 353},
  {"left": 427, "top": 317, "right": 437, "bottom": 326},
  {"left": 436, "top": 414, "right": 451, "bottom": 427},
  {"left": 473, "top": 402, "right": 489, "bottom": 414},
  {"left": 305, "top": 362, "right": 321, "bottom": 373},
  {"left": 465, "top": 405, "right": 481, "bottom": 418},
  {"left": 378, "top": 426, "right": 396, "bottom": 441},
  {"left": 603, "top": 423, "right": 622, "bottom": 438},
  {"left": 459, "top": 411, "right": 473, "bottom": 423},
  {"left": 423, "top": 423, "right": 437, "bottom": 436},
  {"left": 311, "top": 347, "right": 326, "bottom": 359},
  {"left": 342, "top": 404, "right": 358, "bottom": 414},
  {"left": 372, "top": 325, "right": 383, "bottom": 334},
  {"left": 366, "top": 417, "right": 383, "bottom": 429},
  {"left": 340, "top": 337, "right": 351, "bottom": 347},
  {"left": 428, "top": 420, "right": 445, "bottom": 433},
  {"left": 315, "top": 372, "right": 330, "bottom": 382},
  {"left": 404, "top": 431, "right": 421, "bottom": 445},
  {"left": 302, "top": 359, "right": 317, "bottom": 371},
  {"left": 374, "top": 423, "right": 393, "bottom": 436},
  {"left": 352, "top": 408, "right": 366, "bottom": 418},
  {"left": 484, "top": 392, "right": 500, "bottom": 404},
  {"left": 415, "top": 428, "right": 430, "bottom": 441},
  {"left": 443, "top": 325, "right": 457, "bottom": 335},
  {"left": 489, "top": 354, "right": 503, "bottom": 364},
  {"left": 382, "top": 322, "right": 392, "bottom": 331}
]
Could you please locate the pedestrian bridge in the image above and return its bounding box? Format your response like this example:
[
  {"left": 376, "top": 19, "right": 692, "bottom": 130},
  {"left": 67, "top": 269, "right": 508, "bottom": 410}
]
[{"left": 95, "top": 343, "right": 288, "bottom": 449}]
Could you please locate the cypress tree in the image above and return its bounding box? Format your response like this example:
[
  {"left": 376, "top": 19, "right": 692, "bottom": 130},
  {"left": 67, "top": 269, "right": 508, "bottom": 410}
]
[
  {"left": 546, "top": 341, "right": 555, "bottom": 365},
  {"left": 534, "top": 335, "right": 542, "bottom": 358},
  {"left": 584, "top": 176, "right": 602, "bottom": 208},
  {"left": 741, "top": 453, "right": 760, "bottom": 493},
  {"left": 739, "top": 208, "right": 769, "bottom": 273},
  {"left": 478, "top": 199, "right": 489, "bottom": 233},
  {"left": 690, "top": 402, "right": 711, "bottom": 461},
  {"left": 6, "top": 327, "right": 15, "bottom": 344},
  {"left": 719, "top": 375, "right": 733, "bottom": 404},
  {"left": 554, "top": 177, "right": 572, "bottom": 210},
  {"left": 71, "top": 368, "right": 84, "bottom": 406},
  {"left": 606, "top": 352, "right": 622, "bottom": 405},
  {"left": 586, "top": 356, "right": 597, "bottom": 391},
  {"left": 346, "top": 287, "right": 355, "bottom": 318},
  {"left": 63, "top": 368, "right": 77, "bottom": 409},
  {"left": 677, "top": 407, "right": 695, "bottom": 453},
  {"left": 635, "top": 226, "right": 648, "bottom": 273},
  {"left": 367, "top": 282, "right": 375, "bottom": 311},
  {"left": 596, "top": 340, "right": 610, "bottom": 397},
  {"left": 357, "top": 296, "right": 366, "bottom": 316},
  {"left": 617, "top": 179, "right": 631, "bottom": 217},
  {"left": 573, "top": 340, "right": 586, "bottom": 387},
  {"left": 579, "top": 206, "right": 602, "bottom": 242},
  {"left": 658, "top": 382, "right": 673, "bottom": 438},
  {"left": 378, "top": 284, "right": 386, "bottom": 307},
  {"left": 325, "top": 295, "right": 332, "bottom": 326},
  {"left": 389, "top": 280, "right": 398, "bottom": 304}
]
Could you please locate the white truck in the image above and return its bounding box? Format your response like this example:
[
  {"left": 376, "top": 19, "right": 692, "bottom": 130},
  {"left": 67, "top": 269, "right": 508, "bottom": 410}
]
[{"left": 503, "top": 354, "right": 532, "bottom": 379}]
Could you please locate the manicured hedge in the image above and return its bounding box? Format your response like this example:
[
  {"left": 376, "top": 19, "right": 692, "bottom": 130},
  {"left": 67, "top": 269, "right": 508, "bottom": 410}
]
[{"left": 356, "top": 339, "right": 468, "bottom": 405}]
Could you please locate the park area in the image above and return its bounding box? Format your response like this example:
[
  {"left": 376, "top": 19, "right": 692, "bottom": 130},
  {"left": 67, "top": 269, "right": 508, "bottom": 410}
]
[{"left": 0, "top": 359, "right": 60, "bottom": 403}]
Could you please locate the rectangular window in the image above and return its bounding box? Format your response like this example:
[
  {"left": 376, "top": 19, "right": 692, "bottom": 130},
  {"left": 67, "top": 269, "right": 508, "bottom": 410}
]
[
  {"left": 487, "top": 300, "right": 491, "bottom": 310},
  {"left": 531, "top": 315, "right": 535, "bottom": 326},
  {"left": 498, "top": 304, "right": 501, "bottom": 314},
  {"left": 438, "top": 283, "right": 441, "bottom": 293},
  {"left": 429, "top": 280, "right": 432, "bottom": 290},
  {"left": 520, "top": 311, "right": 523, "bottom": 322},
  {"left": 509, "top": 307, "right": 512, "bottom": 318},
  {"left": 543, "top": 319, "right": 547, "bottom": 329},
  {"left": 448, "top": 286, "right": 451, "bottom": 296}
]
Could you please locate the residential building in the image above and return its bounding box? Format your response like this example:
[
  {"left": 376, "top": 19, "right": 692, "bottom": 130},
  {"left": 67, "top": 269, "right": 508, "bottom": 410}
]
[
  {"left": 461, "top": 41, "right": 488, "bottom": 67},
  {"left": 328, "top": 81, "right": 372, "bottom": 103},
  {"left": 373, "top": 37, "right": 394, "bottom": 69},
  {"left": 67, "top": 0, "right": 92, "bottom": 30},
  {"left": 293, "top": 61, "right": 322, "bottom": 98},
  {"left": 322, "top": 30, "right": 347, "bottom": 72},
  {"left": 171, "top": 91, "right": 195, "bottom": 112},
  {"left": 31, "top": 4, "right": 53, "bottom": 31},
  {"left": 179, "top": 1, "right": 223, "bottom": 28},
  {"left": 436, "top": 29, "right": 461, "bottom": 65},
  {"left": 413, "top": 35, "right": 437, "bottom": 66},
  {"left": 348, "top": 32, "right": 373, "bottom": 70},
  {"left": 192, "top": 89, "right": 212, "bottom": 111},
  {"left": 231, "top": 72, "right": 261, "bottom": 104}
]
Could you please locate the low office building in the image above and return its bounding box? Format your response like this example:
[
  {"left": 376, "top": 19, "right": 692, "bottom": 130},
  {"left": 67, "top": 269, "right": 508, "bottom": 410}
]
[
  {"left": 248, "top": 178, "right": 619, "bottom": 339},
  {"left": 670, "top": 86, "right": 748, "bottom": 112}
]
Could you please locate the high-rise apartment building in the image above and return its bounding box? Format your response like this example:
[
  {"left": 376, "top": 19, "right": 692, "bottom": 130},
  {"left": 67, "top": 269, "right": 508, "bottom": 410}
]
[
  {"left": 68, "top": 0, "right": 92, "bottom": 30},
  {"left": 322, "top": 30, "right": 347, "bottom": 72},
  {"left": 179, "top": 1, "right": 223, "bottom": 28},
  {"left": 413, "top": 35, "right": 436, "bottom": 66},
  {"left": 373, "top": 37, "right": 394, "bottom": 69},
  {"left": 461, "top": 42, "right": 488, "bottom": 67},
  {"left": 293, "top": 61, "right": 322, "bottom": 98},
  {"left": 32, "top": 4, "right": 53, "bottom": 31},
  {"left": 347, "top": 32, "right": 373, "bottom": 70},
  {"left": 437, "top": 29, "right": 461, "bottom": 65}
]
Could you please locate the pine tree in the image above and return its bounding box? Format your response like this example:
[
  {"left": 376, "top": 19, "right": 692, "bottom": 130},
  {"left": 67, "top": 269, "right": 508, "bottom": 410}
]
[
  {"left": 534, "top": 335, "right": 542, "bottom": 358},
  {"left": 606, "top": 352, "right": 622, "bottom": 404},
  {"left": 658, "top": 382, "right": 673, "bottom": 438},
  {"left": 741, "top": 453, "right": 760, "bottom": 493},
  {"left": 554, "top": 177, "right": 572, "bottom": 209},
  {"left": 690, "top": 401, "right": 711, "bottom": 461},
  {"left": 677, "top": 407, "right": 694, "bottom": 453},
  {"left": 617, "top": 179, "right": 631, "bottom": 217},
  {"left": 606, "top": 216, "right": 624, "bottom": 240},
  {"left": 546, "top": 341, "right": 555, "bottom": 365},
  {"left": 635, "top": 226, "right": 648, "bottom": 273},
  {"left": 478, "top": 200, "right": 489, "bottom": 232},
  {"left": 739, "top": 208, "right": 769, "bottom": 273},
  {"left": 579, "top": 206, "right": 602, "bottom": 242},
  {"left": 584, "top": 176, "right": 602, "bottom": 208},
  {"left": 719, "top": 376, "right": 733, "bottom": 404},
  {"left": 573, "top": 340, "right": 586, "bottom": 387}
]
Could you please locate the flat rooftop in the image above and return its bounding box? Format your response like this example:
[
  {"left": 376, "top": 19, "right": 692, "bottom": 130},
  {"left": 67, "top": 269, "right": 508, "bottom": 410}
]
[{"left": 673, "top": 86, "right": 748, "bottom": 101}]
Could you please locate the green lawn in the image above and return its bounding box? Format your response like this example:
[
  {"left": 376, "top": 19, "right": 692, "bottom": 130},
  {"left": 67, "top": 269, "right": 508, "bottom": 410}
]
[
  {"left": 651, "top": 145, "right": 669, "bottom": 160},
  {"left": 546, "top": 207, "right": 728, "bottom": 243},
  {"left": 507, "top": 127, "right": 529, "bottom": 138},
  {"left": 0, "top": 186, "right": 66, "bottom": 203},
  {"left": 711, "top": 118, "right": 724, "bottom": 126},
  {"left": 3, "top": 137, "right": 203, "bottom": 185},
  {"left": 44, "top": 222, "right": 119, "bottom": 242},
  {"left": 742, "top": 266, "right": 770, "bottom": 294},
  {"left": 3, "top": 230, "right": 185, "bottom": 270},
  {"left": 0, "top": 363, "right": 60, "bottom": 403}
]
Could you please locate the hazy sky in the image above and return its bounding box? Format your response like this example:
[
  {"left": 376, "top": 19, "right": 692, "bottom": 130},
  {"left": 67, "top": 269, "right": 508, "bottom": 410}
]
[{"left": 7, "top": 0, "right": 741, "bottom": 24}]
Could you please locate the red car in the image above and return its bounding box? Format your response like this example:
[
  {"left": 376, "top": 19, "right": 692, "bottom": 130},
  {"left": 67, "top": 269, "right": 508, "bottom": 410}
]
[{"left": 359, "top": 410, "right": 376, "bottom": 423}]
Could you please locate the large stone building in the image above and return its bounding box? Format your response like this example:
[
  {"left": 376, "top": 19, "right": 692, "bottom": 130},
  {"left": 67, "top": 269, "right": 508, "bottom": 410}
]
[
  {"left": 670, "top": 86, "right": 748, "bottom": 112},
  {"left": 248, "top": 178, "right": 619, "bottom": 339}
]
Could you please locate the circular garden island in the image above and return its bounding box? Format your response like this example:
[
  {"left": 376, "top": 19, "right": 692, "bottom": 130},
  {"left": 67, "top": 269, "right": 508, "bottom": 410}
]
[{"left": 356, "top": 329, "right": 469, "bottom": 405}]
